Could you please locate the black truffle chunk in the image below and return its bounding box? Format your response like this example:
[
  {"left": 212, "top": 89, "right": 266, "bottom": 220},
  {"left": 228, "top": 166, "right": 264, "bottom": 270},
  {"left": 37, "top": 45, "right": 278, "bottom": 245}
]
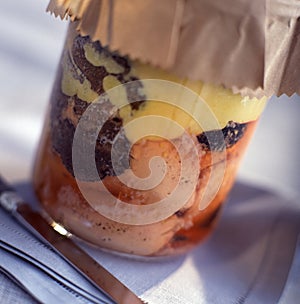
[{"left": 197, "top": 121, "right": 247, "bottom": 151}]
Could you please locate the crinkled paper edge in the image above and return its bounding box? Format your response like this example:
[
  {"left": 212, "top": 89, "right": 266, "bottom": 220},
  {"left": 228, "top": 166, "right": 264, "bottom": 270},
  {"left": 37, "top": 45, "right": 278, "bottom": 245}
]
[{"left": 47, "top": 0, "right": 300, "bottom": 98}]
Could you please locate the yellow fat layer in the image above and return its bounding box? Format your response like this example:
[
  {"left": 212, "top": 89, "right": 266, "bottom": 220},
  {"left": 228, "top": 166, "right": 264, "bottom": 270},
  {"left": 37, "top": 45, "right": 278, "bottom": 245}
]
[
  {"left": 61, "top": 51, "right": 98, "bottom": 103},
  {"left": 131, "top": 61, "right": 267, "bottom": 128},
  {"left": 61, "top": 43, "right": 267, "bottom": 142},
  {"left": 84, "top": 44, "right": 125, "bottom": 74},
  {"left": 62, "top": 69, "right": 98, "bottom": 103}
]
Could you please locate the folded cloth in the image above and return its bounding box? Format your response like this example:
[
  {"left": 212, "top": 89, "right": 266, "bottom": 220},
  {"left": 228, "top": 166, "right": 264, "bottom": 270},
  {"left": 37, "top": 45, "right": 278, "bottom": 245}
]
[
  {"left": 0, "top": 202, "right": 114, "bottom": 303},
  {"left": 0, "top": 247, "right": 109, "bottom": 304},
  {"left": 0, "top": 180, "right": 299, "bottom": 304},
  {"left": 80, "top": 181, "right": 300, "bottom": 304}
]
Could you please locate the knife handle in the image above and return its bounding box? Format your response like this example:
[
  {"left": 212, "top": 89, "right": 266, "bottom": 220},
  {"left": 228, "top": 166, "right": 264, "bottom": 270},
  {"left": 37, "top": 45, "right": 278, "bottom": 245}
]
[{"left": 0, "top": 175, "right": 23, "bottom": 212}]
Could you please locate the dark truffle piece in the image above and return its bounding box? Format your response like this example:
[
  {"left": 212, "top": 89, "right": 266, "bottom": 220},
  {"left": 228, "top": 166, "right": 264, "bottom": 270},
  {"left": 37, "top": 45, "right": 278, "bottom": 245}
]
[
  {"left": 197, "top": 121, "right": 247, "bottom": 151},
  {"left": 174, "top": 209, "right": 188, "bottom": 218},
  {"left": 171, "top": 234, "right": 188, "bottom": 242},
  {"left": 72, "top": 36, "right": 108, "bottom": 95},
  {"left": 95, "top": 114, "right": 131, "bottom": 180},
  {"left": 49, "top": 34, "right": 150, "bottom": 181},
  {"left": 125, "top": 77, "right": 146, "bottom": 111},
  {"left": 50, "top": 64, "right": 75, "bottom": 175},
  {"left": 51, "top": 87, "right": 131, "bottom": 181},
  {"left": 72, "top": 95, "right": 89, "bottom": 117},
  {"left": 72, "top": 36, "right": 146, "bottom": 111},
  {"left": 51, "top": 117, "right": 75, "bottom": 176}
]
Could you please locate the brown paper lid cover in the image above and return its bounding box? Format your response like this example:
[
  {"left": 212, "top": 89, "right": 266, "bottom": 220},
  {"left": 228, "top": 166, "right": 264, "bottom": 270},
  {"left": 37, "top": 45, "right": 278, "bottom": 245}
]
[{"left": 47, "top": 0, "right": 300, "bottom": 97}]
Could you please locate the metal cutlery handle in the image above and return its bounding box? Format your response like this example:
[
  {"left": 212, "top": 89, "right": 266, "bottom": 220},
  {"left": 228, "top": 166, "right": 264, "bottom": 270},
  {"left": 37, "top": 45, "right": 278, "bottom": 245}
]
[
  {"left": 0, "top": 175, "right": 146, "bottom": 304},
  {"left": 0, "top": 191, "right": 23, "bottom": 212}
]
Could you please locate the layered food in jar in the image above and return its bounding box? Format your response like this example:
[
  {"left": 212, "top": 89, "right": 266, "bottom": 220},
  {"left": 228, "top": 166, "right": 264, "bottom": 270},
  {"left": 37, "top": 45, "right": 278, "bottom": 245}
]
[{"left": 33, "top": 25, "right": 267, "bottom": 256}]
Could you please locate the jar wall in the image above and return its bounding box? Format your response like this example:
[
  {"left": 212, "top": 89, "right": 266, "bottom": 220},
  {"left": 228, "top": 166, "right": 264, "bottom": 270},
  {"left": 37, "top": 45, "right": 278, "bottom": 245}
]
[{"left": 33, "top": 24, "right": 266, "bottom": 257}]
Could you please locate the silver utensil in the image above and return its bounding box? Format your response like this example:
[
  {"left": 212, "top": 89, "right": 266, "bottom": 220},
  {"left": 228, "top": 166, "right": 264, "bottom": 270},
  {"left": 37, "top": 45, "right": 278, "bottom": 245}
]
[{"left": 0, "top": 175, "right": 145, "bottom": 304}]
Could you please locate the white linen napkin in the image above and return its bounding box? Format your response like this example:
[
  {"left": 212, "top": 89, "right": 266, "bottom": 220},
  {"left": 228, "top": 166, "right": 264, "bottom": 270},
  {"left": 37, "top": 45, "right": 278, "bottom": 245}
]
[
  {"left": 0, "top": 1, "right": 300, "bottom": 303},
  {"left": 0, "top": 196, "right": 114, "bottom": 304},
  {"left": 0, "top": 180, "right": 298, "bottom": 304},
  {"left": 79, "top": 181, "right": 300, "bottom": 304}
]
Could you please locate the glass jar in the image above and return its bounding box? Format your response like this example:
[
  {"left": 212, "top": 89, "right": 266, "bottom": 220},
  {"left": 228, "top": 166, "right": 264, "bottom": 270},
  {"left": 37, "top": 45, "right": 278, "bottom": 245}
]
[{"left": 33, "top": 23, "right": 267, "bottom": 257}]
